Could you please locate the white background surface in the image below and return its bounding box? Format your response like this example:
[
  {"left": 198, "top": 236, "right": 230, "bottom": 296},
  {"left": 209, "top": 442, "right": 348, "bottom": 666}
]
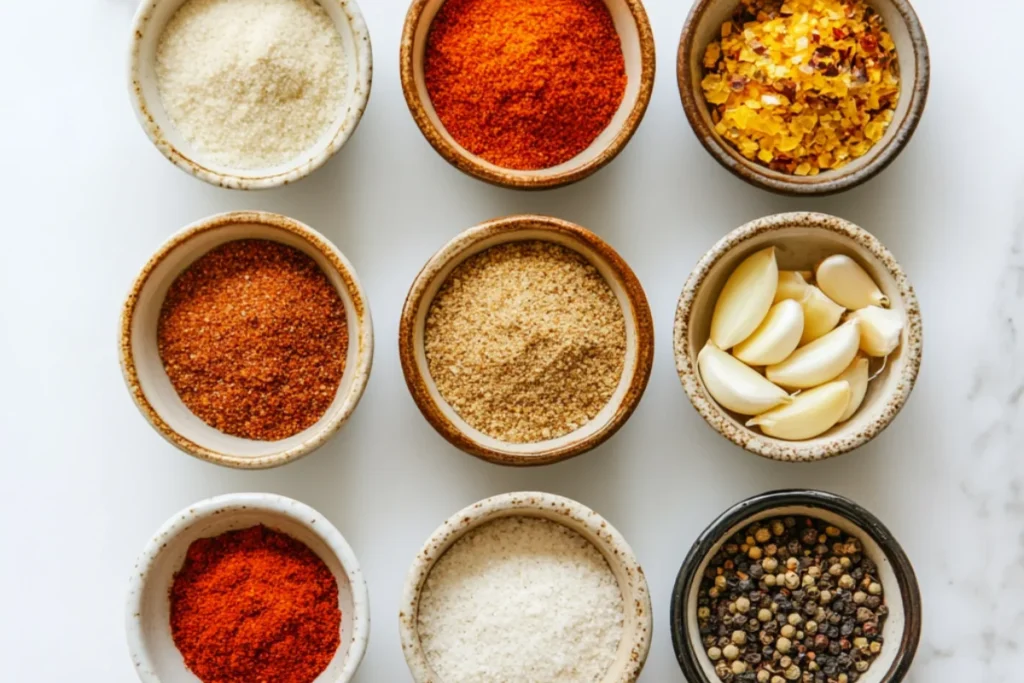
[{"left": 2, "top": 0, "right": 1022, "bottom": 680}]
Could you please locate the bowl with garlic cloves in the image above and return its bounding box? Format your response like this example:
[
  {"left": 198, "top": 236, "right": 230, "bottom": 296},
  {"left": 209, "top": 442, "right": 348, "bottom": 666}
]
[{"left": 674, "top": 212, "right": 922, "bottom": 462}]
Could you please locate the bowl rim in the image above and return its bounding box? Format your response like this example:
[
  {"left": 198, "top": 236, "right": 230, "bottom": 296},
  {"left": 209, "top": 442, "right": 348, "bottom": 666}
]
[
  {"left": 669, "top": 488, "right": 922, "bottom": 683},
  {"left": 398, "top": 0, "right": 656, "bottom": 190},
  {"left": 673, "top": 211, "right": 922, "bottom": 462},
  {"left": 398, "top": 214, "right": 654, "bottom": 466},
  {"left": 398, "top": 491, "right": 653, "bottom": 682},
  {"left": 118, "top": 210, "right": 374, "bottom": 469},
  {"left": 676, "top": 0, "right": 930, "bottom": 196},
  {"left": 127, "top": 0, "right": 373, "bottom": 190},
  {"left": 125, "top": 492, "right": 371, "bottom": 683}
]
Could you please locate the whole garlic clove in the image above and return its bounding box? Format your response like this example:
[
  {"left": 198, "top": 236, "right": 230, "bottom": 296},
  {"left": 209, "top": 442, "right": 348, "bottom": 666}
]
[
  {"left": 747, "top": 380, "right": 852, "bottom": 440},
  {"left": 816, "top": 255, "right": 889, "bottom": 310},
  {"left": 797, "top": 285, "right": 845, "bottom": 345},
  {"left": 710, "top": 247, "right": 778, "bottom": 350},
  {"left": 836, "top": 355, "right": 869, "bottom": 422},
  {"left": 766, "top": 319, "right": 861, "bottom": 389},
  {"left": 733, "top": 300, "right": 805, "bottom": 366},
  {"left": 847, "top": 306, "right": 903, "bottom": 357},
  {"left": 698, "top": 342, "right": 791, "bottom": 415},
  {"left": 774, "top": 271, "right": 812, "bottom": 303}
]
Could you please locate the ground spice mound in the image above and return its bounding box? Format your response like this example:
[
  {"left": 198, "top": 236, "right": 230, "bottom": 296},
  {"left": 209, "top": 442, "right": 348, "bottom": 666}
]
[
  {"left": 170, "top": 525, "right": 341, "bottom": 683},
  {"left": 158, "top": 239, "right": 347, "bottom": 441},
  {"left": 424, "top": 0, "right": 627, "bottom": 170},
  {"left": 424, "top": 241, "right": 626, "bottom": 443}
]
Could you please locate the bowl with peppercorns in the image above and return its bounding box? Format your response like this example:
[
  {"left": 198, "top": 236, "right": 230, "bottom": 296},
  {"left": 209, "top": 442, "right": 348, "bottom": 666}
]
[{"left": 670, "top": 489, "right": 921, "bottom": 683}]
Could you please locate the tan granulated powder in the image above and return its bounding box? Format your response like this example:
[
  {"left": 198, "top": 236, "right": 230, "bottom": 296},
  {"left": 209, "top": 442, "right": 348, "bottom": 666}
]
[
  {"left": 157, "top": 240, "right": 348, "bottom": 441},
  {"left": 424, "top": 241, "right": 626, "bottom": 443}
]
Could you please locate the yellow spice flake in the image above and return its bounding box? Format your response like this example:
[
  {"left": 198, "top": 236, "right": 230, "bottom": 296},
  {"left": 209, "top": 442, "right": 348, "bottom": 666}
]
[{"left": 701, "top": 0, "right": 900, "bottom": 176}]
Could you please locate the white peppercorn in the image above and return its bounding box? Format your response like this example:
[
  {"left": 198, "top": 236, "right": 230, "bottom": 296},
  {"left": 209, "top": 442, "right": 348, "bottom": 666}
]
[
  {"left": 776, "top": 637, "right": 792, "bottom": 654},
  {"left": 708, "top": 646, "right": 723, "bottom": 661},
  {"left": 723, "top": 644, "right": 740, "bottom": 661}
]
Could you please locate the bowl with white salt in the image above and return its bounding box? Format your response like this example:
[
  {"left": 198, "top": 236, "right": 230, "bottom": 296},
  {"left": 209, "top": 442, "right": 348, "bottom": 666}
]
[
  {"left": 128, "top": 0, "right": 372, "bottom": 190},
  {"left": 399, "top": 492, "right": 652, "bottom": 683}
]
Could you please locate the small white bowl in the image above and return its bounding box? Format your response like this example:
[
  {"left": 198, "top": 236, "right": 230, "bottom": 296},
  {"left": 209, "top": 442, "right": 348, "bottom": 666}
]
[
  {"left": 126, "top": 493, "right": 370, "bottom": 683},
  {"left": 128, "top": 0, "right": 372, "bottom": 190},
  {"left": 399, "top": 492, "right": 652, "bottom": 682},
  {"left": 119, "top": 211, "right": 374, "bottom": 469}
]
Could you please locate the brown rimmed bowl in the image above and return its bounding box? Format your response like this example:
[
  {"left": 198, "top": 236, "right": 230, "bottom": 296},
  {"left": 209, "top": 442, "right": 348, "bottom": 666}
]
[
  {"left": 399, "top": 491, "right": 652, "bottom": 682},
  {"left": 677, "top": 0, "right": 929, "bottom": 196},
  {"left": 119, "top": 211, "right": 374, "bottom": 469},
  {"left": 670, "top": 489, "right": 922, "bottom": 683},
  {"left": 673, "top": 212, "right": 922, "bottom": 462},
  {"left": 399, "top": 215, "right": 654, "bottom": 466},
  {"left": 399, "top": 0, "right": 655, "bottom": 189}
]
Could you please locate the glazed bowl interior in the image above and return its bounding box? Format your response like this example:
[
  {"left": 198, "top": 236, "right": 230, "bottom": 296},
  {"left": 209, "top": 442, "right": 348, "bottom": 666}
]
[
  {"left": 126, "top": 494, "right": 369, "bottom": 683},
  {"left": 129, "top": 0, "right": 371, "bottom": 189}
]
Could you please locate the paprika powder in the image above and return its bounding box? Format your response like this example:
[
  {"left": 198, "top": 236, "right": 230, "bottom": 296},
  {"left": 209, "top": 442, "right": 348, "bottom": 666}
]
[{"left": 170, "top": 525, "right": 341, "bottom": 683}]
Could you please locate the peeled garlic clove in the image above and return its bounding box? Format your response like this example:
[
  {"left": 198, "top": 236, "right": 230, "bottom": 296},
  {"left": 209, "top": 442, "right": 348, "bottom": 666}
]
[
  {"left": 766, "top": 319, "right": 861, "bottom": 389},
  {"left": 733, "top": 300, "right": 805, "bottom": 366},
  {"left": 774, "top": 271, "right": 812, "bottom": 303},
  {"left": 848, "top": 306, "right": 903, "bottom": 356},
  {"left": 747, "top": 380, "right": 852, "bottom": 440},
  {"left": 836, "top": 355, "right": 869, "bottom": 422},
  {"left": 710, "top": 247, "right": 778, "bottom": 350},
  {"left": 816, "top": 255, "right": 889, "bottom": 310},
  {"left": 698, "top": 342, "right": 791, "bottom": 415},
  {"left": 798, "top": 285, "right": 845, "bottom": 344}
]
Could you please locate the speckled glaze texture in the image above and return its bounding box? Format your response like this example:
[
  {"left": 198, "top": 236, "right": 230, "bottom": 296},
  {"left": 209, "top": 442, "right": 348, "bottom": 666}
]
[
  {"left": 119, "top": 211, "right": 374, "bottom": 469},
  {"left": 673, "top": 212, "right": 922, "bottom": 462},
  {"left": 128, "top": 0, "right": 372, "bottom": 190},
  {"left": 399, "top": 492, "right": 652, "bottom": 682},
  {"left": 677, "top": 0, "right": 930, "bottom": 196},
  {"left": 399, "top": 215, "right": 654, "bottom": 466},
  {"left": 670, "top": 490, "right": 922, "bottom": 683},
  {"left": 399, "top": 0, "right": 655, "bottom": 189}
]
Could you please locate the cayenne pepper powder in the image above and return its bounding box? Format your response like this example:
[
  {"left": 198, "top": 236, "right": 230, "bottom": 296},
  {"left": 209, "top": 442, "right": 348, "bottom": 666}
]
[
  {"left": 424, "top": 0, "right": 627, "bottom": 170},
  {"left": 170, "top": 525, "right": 341, "bottom": 683},
  {"left": 157, "top": 239, "right": 348, "bottom": 441}
]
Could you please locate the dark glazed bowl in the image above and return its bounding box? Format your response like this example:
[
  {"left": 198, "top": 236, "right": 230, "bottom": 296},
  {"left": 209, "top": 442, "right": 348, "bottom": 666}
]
[
  {"left": 677, "top": 0, "right": 930, "bottom": 196},
  {"left": 670, "top": 490, "right": 922, "bottom": 683}
]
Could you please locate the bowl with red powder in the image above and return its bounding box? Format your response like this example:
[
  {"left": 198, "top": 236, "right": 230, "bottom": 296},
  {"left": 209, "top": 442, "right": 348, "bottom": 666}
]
[
  {"left": 126, "top": 492, "right": 369, "bottom": 683},
  {"left": 119, "top": 211, "right": 374, "bottom": 469},
  {"left": 400, "top": 0, "right": 655, "bottom": 189}
]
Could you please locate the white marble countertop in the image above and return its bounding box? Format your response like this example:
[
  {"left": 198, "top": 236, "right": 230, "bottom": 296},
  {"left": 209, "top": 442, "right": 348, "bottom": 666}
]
[{"left": 1, "top": 0, "right": 1020, "bottom": 680}]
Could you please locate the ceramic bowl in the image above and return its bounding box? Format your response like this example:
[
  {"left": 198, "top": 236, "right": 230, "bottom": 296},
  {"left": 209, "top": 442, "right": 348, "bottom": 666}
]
[
  {"left": 673, "top": 212, "right": 921, "bottom": 462},
  {"left": 670, "top": 489, "right": 922, "bottom": 683},
  {"left": 400, "top": 491, "right": 652, "bottom": 682},
  {"left": 677, "top": 0, "right": 929, "bottom": 195},
  {"left": 119, "top": 211, "right": 374, "bottom": 469},
  {"left": 128, "top": 0, "right": 372, "bottom": 190},
  {"left": 399, "top": 0, "right": 655, "bottom": 189},
  {"left": 126, "top": 493, "right": 370, "bottom": 683},
  {"left": 399, "top": 215, "right": 654, "bottom": 466}
]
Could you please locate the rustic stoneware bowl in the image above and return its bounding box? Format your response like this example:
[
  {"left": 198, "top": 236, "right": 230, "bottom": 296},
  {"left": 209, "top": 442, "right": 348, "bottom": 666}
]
[
  {"left": 673, "top": 212, "right": 921, "bottom": 462},
  {"left": 129, "top": 0, "right": 372, "bottom": 190},
  {"left": 677, "top": 0, "right": 929, "bottom": 195},
  {"left": 119, "top": 211, "right": 374, "bottom": 469},
  {"left": 670, "top": 489, "right": 922, "bottom": 683},
  {"left": 126, "top": 493, "right": 370, "bottom": 683},
  {"left": 399, "top": 215, "right": 654, "bottom": 466},
  {"left": 400, "top": 491, "right": 652, "bottom": 682},
  {"left": 399, "top": 0, "right": 655, "bottom": 189}
]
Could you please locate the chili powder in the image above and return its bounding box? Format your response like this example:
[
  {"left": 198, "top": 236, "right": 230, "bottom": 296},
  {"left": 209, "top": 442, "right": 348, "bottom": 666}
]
[
  {"left": 170, "top": 525, "right": 341, "bottom": 683},
  {"left": 157, "top": 239, "right": 348, "bottom": 442},
  {"left": 424, "top": 0, "right": 627, "bottom": 170}
]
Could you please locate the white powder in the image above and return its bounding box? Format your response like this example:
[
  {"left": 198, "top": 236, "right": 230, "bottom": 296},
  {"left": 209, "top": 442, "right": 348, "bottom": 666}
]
[
  {"left": 417, "top": 516, "right": 625, "bottom": 683},
  {"left": 155, "top": 0, "right": 347, "bottom": 169}
]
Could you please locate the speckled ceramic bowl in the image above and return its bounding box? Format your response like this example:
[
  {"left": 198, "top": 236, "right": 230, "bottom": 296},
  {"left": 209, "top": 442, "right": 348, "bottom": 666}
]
[
  {"left": 677, "top": 0, "right": 929, "bottom": 195},
  {"left": 119, "top": 211, "right": 374, "bottom": 469},
  {"left": 399, "top": 215, "right": 654, "bottom": 466},
  {"left": 126, "top": 493, "right": 370, "bottom": 683},
  {"left": 399, "top": 491, "right": 652, "bottom": 682},
  {"left": 673, "top": 212, "right": 921, "bottom": 462},
  {"left": 129, "top": 0, "right": 372, "bottom": 190},
  {"left": 399, "top": 0, "right": 655, "bottom": 189},
  {"left": 670, "top": 489, "right": 922, "bottom": 683}
]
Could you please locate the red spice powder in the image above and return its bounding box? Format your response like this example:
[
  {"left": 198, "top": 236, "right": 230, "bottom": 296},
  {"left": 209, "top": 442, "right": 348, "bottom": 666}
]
[
  {"left": 424, "top": 0, "right": 627, "bottom": 170},
  {"left": 170, "top": 525, "right": 341, "bottom": 683},
  {"left": 157, "top": 239, "right": 348, "bottom": 441}
]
